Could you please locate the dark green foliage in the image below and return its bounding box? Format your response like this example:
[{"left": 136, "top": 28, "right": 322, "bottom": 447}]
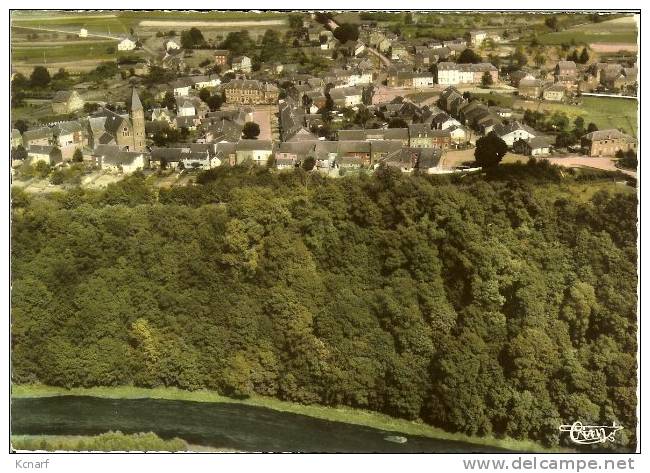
[
  {"left": 30, "top": 66, "right": 51, "bottom": 88},
  {"left": 219, "top": 31, "right": 256, "bottom": 56},
  {"left": 242, "top": 122, "right": 260, "bottom": 139},
  {"left": 474, "top": 132, "right": 508, "bottom": 168},
  {"left": 180, "top": 27, "right": 206, "bottom": 49},
  {"left": 11, "top": 165, "right": 637, "bottom": 449},
  {"left": 332, "top": 23, "right": 359, "bottom": 43},
  {"left": 457, "top": 49, "right": 483, "bottom": 64},
  {"left": 12, "top": 431, "right": 188, "bottom": 452}
]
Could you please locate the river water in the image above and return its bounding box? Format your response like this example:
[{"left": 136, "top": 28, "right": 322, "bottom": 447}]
[{"left": 12, "top": 396, "right": 510, "bottom": 453}]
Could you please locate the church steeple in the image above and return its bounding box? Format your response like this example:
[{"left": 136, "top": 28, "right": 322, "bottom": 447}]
[{"left": 130, "top": 88, "right": 145, "bottom": 152}]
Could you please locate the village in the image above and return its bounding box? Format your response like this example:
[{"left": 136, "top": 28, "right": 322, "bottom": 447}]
[{"left": 10, "top": 11, "right": 639, "bottom": 190}]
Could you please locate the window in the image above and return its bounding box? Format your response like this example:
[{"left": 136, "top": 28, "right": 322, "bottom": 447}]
[{"left": 122, "top": 127, "right": 129, "bottom": 137}]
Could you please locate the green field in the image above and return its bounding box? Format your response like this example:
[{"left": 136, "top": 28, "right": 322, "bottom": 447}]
[
  {"left": 537, "top": 16, "right": 638, "bottom": 45},
  {"left": 12, "top": 41, "right": 123, "bottom": 62},
  {"left": 513, "top": 96, "right": 638, "bottom": 136},
  {"left": 13, "top": 384, "right": 561, "bottom": 453}
]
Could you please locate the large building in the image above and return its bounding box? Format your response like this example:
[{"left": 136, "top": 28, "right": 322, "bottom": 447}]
[
  {"left": 581, "top": 129, "right": 636, "bottom": 157},
  {"left": 223, "top": 79, "right": 279, "bottom": 105},
  {"left": 437, "top": 62, "right": 498, "bottom": 85},
  {"left": 87, "top": 88, "right": 145, "bottom": 152}
]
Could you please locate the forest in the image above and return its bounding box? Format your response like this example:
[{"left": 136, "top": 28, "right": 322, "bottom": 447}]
[{"left": 11, "top": 161, "right": 637, "bottom": 450}]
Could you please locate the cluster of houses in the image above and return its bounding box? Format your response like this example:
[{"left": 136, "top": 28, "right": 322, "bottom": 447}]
[{"left": 12, "top": 16, "right": 638, "bottom": 178}]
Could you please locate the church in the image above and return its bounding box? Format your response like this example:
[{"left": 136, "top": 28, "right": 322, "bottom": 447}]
[{"left": 87, "top": 88, "right": 146, "bottom": 152}]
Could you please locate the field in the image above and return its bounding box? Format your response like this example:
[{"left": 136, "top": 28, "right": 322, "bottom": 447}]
[
  {"left": 537, "top": 15, "right": 638, "bottom": 45},
  {"left": 513, "top": 96, "right": 638, "bottom": 136},
  {"left": 12, "top": 40, "right": 122, "bottom": 63}
]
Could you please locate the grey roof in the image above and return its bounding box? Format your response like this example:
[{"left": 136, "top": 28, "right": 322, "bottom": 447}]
[
  {"left": 493, "top": 121, "right": 536, "bottom": 137},
  {"left": 151, "top": 147, "right": 184, "bottom": 162},
  {"left": 583, "top": 129, "right": 635, "bottom": 142},
  {"left": 23, "top": 127, "right": 54, "bottom": 141},
  {"left": 131, "top": 88, "right": 143, "bottom": 111},
  {"left": 28, "top": 144, "right": 58, "bottom": 155},
  {"left": 55, "top": 120, "right": 84, "bottom": 135},
  {"left": 236, "top": 139, "right": 273, "bottom": 151}
]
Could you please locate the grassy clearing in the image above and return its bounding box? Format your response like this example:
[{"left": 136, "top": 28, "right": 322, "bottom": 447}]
[
  {"left": 12, "top": 41, "right": 119, "bottom": 62},
  {"left": 533, "top": 179, "right": 635, "bottom": 204},
  {"left": 537, "top": 16, "right": 638, "bottom": 45},
  {"left": 511, "top": 97, "right": 638, "bottom": 136},
  {"left": 13, "top": 384, "right": 561, "bottom": 453}
]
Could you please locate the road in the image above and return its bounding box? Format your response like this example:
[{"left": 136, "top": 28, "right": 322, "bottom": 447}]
[{"left": 366, "top": 46, "right": 392, "bottom": 69}]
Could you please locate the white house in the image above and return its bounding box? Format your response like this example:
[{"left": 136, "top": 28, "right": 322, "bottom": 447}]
[
  {"left": 164, "top": 39, "right": 181, "bottom": 51},
  {"left": 118, "top": 37, "right": 137, "bottom": 51},
  {"left": 493, "top": 121, "right": 537, "bottom": 147},
  {"left": 470, "top": 30, "right": 487, "bottom": 46},
  {"left": 412, "top": 74, "right": 435, "bottom": 88},
  {"left": 170, "top": 78, "right": 193, "bottom": 97},
  {"left": 330, "top": 87, "right": 363, "bottom": 107},
  {"left": 79, "top": 28, "right": 88, "bottom": 38},
  {"left": 448, "top": 125, "right": 469, "bottom": 144},
  {"left": 179, "top": 150, "right": 221, "bottom": 170},
  {"left": 191, "top": 75, "right": 221, "bottom": 89},
  {"left": 235, "top": 140, "right": 273, "bottom": 165},
  {"left": 347, "top": 70, "right": 373, "bottom": 87},
  {"left": 176, "top": 97, "right": 197, "bottom": 117},
  {"left": 232, "top": 56, "right": 252, "bottom": 73}
]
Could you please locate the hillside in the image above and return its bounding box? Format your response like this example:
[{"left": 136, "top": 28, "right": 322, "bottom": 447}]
[{"left": 10, "top": 163, "right": 638, "bottom": 450}]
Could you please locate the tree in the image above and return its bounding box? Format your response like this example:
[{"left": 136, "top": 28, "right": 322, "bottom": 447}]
[
  {"left": 302, "top": 156, "right": 316, "bottom": 171},
  {"left": 242, "top": 122, "right": 260, "bottom": 139},
  {"left": 199, "top": 88, "right": 211, "bottom": 103},
  {"left": 474, "top": 132, "right": 508, "bottom": 168},
  {"left": 545, "top": 16, "right": 559, "bottom": 31},
  {"left": 162, "top": 91, "right": 176, "bottom": 111},
  {"left": 587, "top": 122, "right": 599, "bottom": 133},
  {"left": 205, "top": 94, "right": 223, "bottom": 111},
  {"left": 578, "top": 47, "right": 590, "bottom": 64},
  {"left": 181, "top": 27, "right": 205, "bottom": 49},
  {"left": 259, "top": 29, "right": 283, "bottom": 62},
  {"left": 11, "top": 145, "right": 28, "bottom": 161},
  {"left": 481, "top": 71, "right": 493, "bottom": 88},
  {"left": 534, "top": 53, "right": 546, "bottom": 67},
  {"left": 14, "top": 120, "right": 28, "bottom": 134},
  {"left": 72, "top": 148, "right": 84, "bottom": 163},
  {"left": 388, "top": 118, "right": 408, "bottom": 128},
  {"left": 30, "top": 66, "right": 51, "bottom": 88},
  {"left": 332, "top": 23, "right": 359, "bottom": 43},
  {"left": 457, "top": 48, "right": 482, "bottom": 64},
  {"left": 567, "top": 50, "right": 579, "bottom": 63}
]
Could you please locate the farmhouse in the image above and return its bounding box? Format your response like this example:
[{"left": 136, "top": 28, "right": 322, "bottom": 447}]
[
  {"left": 581, "top": 129, "right": 636, "bottom": 157},
  {"left": 52, "top": 90, "right": 85, "bottom": 114}
]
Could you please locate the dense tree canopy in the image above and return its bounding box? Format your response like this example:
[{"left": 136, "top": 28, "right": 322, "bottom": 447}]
[
  {"left": 11, "top": 164, "right": 637, "bottom": 450},
  {"left": 474, "top": 132, "right": 508, "bottom": 168}
]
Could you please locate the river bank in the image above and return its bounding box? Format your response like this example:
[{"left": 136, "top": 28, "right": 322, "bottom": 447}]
[{"left": 12, "top": 384, "right": 560, "bottom": 453}]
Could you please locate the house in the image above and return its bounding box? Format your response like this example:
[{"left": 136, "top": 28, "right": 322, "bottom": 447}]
[
  {"left": 191, "top": 74, "right": 221, "bottom": 89},
  {"left": 338, "top": 128, "right": 410, "bottom": 146},
  {"left": 22, "top": 127, "right": 54, "bottom": 147},
  {"left": 431, "top": 112, "right": 461, "bottom": 130},
  {"left": 164, "top": 39, "right": 180, "bottom": 51},
  {"left": 390, "top": 42, "right": 409, "bottom": 61},
  {"left": 447, "top": 125, "right": 469, "bottom": 145},
  {"left": 231, "top": 55, "right": 252, "bottom": 73},
  {"left": 91, "top": 145, "right": 148, "bottom": 173},
  {"left": 581, "top": 129, "right": 636, "bottom": 157},
  {"left": 554, "top": 61, "right": 578, "bottom": 89},
  {"left": 214, "top": 50, "right": 230, "bottom": 67},
  {"left": 493, "top": 121, "right": 537, "bottom": 147},
  {"left": 170, "top": 78, "right": 194, "bottom": 97},
  {"left": 408, "top": 124, "right": 451, "bottom": 149},
  {"left": 118, "top": 37, "right": 137, "bottom": 51},
  {"left": 223, "top": 79, "right": 279, "bottom": 105},
  {"left": 543, "top": 84, "right": 566, "bottom": 102},
  {"left": 387, "top": 71, "right": 434, "bottom": 88},
  {"left": 52, "top": 90, "right": 84, "bottom": 114},
  {"left": 380, "top": 148, "right": 418, "bottom": 172},
  {"left": 518, "top": 75, "right": 544, "bottom": 99},
  {"left": 179, "top": 150, "right": 221, "bottom": 170},
  {"left": 513, "top": 136, "right": 552, "bottom": 156},
  {"left": 54, "top": 121, "right": 86, "bottom": 160},
  {"left": 469, "top": 30, "right": 487, "bottom": 46},
  {"left": 151, "top": 108, "right": 176, "bottom": 126},
  {"left": 27, "top": 145, "right": 62, "bottom": 166},
  {"left": 176, "top": 97, "right": 199, "bottom": 117},
  {"left": 150, "top": 147, "right": 184, "bottom": 169},
  {"left": 79, "top": 28, "right": 88, "bottom": 38},
  {"left": 236, "top": 140, "right": 273, "bottom": 165},
  {"left": 437, "top": 62, "right": 498, "bottom": 85},
  {"left": 329, "top": 87, "right": 363, "bottom": 107},
  {"left": 337, "top": 156, "right": 363, "bottom": 169}
]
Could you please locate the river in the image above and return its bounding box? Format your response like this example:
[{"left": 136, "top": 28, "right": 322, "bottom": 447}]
[{"left": 12, "top": 396, "right": 510, "bottom": 453}]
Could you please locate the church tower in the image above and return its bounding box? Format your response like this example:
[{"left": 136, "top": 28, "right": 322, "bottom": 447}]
[{"left": 130, "top": 88, "right": 146, "bottom": 152}]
